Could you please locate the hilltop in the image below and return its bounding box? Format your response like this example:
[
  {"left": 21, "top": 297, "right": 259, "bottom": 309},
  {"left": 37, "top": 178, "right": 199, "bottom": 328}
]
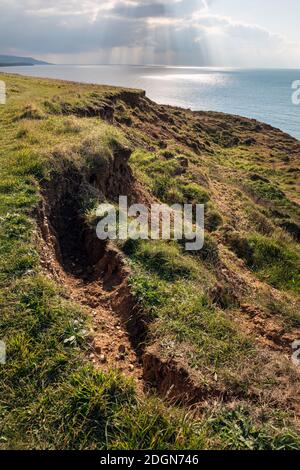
[{"left": 0, "top": 72, "right": 299, "bottom": 450}]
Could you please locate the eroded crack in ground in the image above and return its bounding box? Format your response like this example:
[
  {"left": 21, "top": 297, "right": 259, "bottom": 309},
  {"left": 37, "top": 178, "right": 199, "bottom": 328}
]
[
  {"left": 61, "top": 257, "right": 145, "bottom": 388},
  {"left": 37, "top": 165, "right": 148, "bottom": 391},
  {"left": 37, "top": 155, "right": 298, "bottom": 407}
]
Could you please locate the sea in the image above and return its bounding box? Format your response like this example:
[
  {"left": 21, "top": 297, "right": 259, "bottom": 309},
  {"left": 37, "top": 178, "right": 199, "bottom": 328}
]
[{"left": 1, "top": 65, "right": 300, "bottom": 140}]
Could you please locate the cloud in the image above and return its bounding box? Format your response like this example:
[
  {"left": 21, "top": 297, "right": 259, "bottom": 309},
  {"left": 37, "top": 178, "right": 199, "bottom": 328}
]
[
  {"left": 112, "top": 0, "right": 206, "bottom": 18},
  {"left": 0, "top": 0, "right": 298, "bottom": 66}
]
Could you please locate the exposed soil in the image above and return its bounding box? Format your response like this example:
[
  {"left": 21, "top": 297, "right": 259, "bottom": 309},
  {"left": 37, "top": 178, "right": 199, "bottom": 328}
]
[
  {"left": 35, "top": 147, "right": 152, "bottom": 390},
  {"left": 57, "top": 251, "right": 145, "bottom": 387},
  {"left": 36, "top": 155, "right": 231, "bottom": 404},
  {"left": 33, "top": 100, "right": 300, "bottom": 407}
]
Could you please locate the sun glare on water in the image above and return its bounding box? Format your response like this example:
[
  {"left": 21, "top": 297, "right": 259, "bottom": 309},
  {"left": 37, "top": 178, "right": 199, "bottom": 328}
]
[{"left": 143, "top": 73, "right": 227, "bottom": 85}]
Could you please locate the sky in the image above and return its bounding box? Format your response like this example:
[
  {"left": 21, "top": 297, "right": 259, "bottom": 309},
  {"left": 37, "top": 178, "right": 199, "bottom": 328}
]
[{"left": 1, "top": 0, "right": 300, "bottom": 67}]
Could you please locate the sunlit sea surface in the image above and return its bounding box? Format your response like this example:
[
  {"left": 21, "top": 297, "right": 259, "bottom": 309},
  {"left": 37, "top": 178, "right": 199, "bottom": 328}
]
[{"left": 2, "top": 65, "right": 300, "bottom": 139}]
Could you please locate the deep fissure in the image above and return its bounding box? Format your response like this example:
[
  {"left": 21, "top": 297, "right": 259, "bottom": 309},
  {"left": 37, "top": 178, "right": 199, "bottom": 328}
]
[{"left": 38, "top": 167, "right": 250, "bottom": 405}]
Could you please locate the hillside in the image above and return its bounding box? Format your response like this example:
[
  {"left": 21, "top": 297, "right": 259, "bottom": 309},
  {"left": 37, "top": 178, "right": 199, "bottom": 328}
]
[
  {"left": 0, "top": 72, "right": 300, "bottom": 450},
  {"left": 0, "top": 55, "right": 50, "bottom": 67}
]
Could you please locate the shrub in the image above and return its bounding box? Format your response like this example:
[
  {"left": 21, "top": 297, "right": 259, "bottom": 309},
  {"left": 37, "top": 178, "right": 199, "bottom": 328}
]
[
  {"left": 18, "top": 103, "right": 46, "bottom": 120},
  {"left": 152, "top": 175, "right": 172, "bottom": 200},
  {"left": 180, "top": 233, "right": 219, "bottom": 266},
  {"left": 206, "top": 209, "right": 223, "bottom": 232},
  {"left": 224, "top": 231, "right": 254, "bottom": 264},
  {"left": 159, "top": 149, "right": 176, "bottom": 159},
  {"left": 247, "top": 179, "right": 285, "bottom": 201},
  {"left": 181, "top": 183, "right": 210, "bottom": 204},
  {"left": 245, "top": 206, "right": 274, "bottom": 235},
  {"left": 194, "top": 234, "right": 220, "bottom": 265}
]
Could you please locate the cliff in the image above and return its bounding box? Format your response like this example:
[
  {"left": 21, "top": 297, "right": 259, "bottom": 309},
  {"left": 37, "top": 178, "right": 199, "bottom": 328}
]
[{"left": 0, "top": 72, "right": 299, "bottom": 450}]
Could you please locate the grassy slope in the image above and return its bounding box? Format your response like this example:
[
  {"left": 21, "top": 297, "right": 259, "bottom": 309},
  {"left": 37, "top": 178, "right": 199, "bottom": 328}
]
[{"left": 0, "top": 73, "right": 300, "bottom": 450}]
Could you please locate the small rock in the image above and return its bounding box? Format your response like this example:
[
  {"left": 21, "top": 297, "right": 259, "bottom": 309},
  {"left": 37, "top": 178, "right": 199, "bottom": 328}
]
[
  {"left": 100, "top": 354, "right": 106, "bottom": 364},
  {"left": 89, "top": 353, "right": 95, "bottom": 359},
  {"left": 128, "top": 364, "right": 134, "bottom": 372},
  {"left": 94, "top": 342, "right": 102, "bottom": 354}
]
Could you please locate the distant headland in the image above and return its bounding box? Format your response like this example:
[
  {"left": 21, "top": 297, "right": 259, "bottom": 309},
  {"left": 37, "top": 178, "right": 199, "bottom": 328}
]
[{"left": 0, "top": 55, "right": 51, "bottom": 67}]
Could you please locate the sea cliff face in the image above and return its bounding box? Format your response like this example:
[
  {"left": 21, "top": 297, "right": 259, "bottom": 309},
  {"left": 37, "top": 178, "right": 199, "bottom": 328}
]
[{"left": 0, "top": 72, "right": 300, "bottom": 450}]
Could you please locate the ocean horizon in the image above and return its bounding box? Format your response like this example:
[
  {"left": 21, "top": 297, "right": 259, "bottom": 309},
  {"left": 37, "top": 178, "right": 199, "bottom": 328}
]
[{"left": 2, "top": 64, "right": 300, "bottom": 140}]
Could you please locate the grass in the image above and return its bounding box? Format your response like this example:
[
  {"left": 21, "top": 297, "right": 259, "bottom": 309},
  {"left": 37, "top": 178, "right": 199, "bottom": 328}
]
[
  {"left": 1, "top": 72, "right": 300, "bottom": 450},
  {"left": 123, "top": 240, "right": 199, "bottom": 281},
  {"left": 130, "top": 149, "right": 210, "bottom": 207},
  {"left": 126, "top": 239, "right": 299, "bottom": 427},
  {"left": 225, "top": 229, "right": 300, "bottom": 294},
  {"left": 205, "top": 208, "right": 223, "bottom": 232},
  {"left": 180, "top": 182, "right": 210, "bottom": 205},
  {"left": 246, "top": 178, "right": 286, "bottom": 202},
  {"left": 247, "top": 234, "right": 300, "bottom": 294},
  {"left": 208, "top": 406, "right": 300, "bottom": 450},
  {"left": 0, "top": 74, "right": 206, "bottom": 450},
  {"left": 3, "top": 365, "right": 207, "bottom": 450},
  {"left": 0, "top": 273, "right": 205, "bottom": 449},
  {"left": 125, "top": 241, "right": 253, "bottom": 379}
]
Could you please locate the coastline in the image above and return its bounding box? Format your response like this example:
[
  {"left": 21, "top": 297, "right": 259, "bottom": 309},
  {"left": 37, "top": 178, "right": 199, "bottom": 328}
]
[
  {"left": 0, "top": 72, "right": 299, "bottom": 450},
  {"left": 1, "top": 66, "right": 299, "bottom": 140}
]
